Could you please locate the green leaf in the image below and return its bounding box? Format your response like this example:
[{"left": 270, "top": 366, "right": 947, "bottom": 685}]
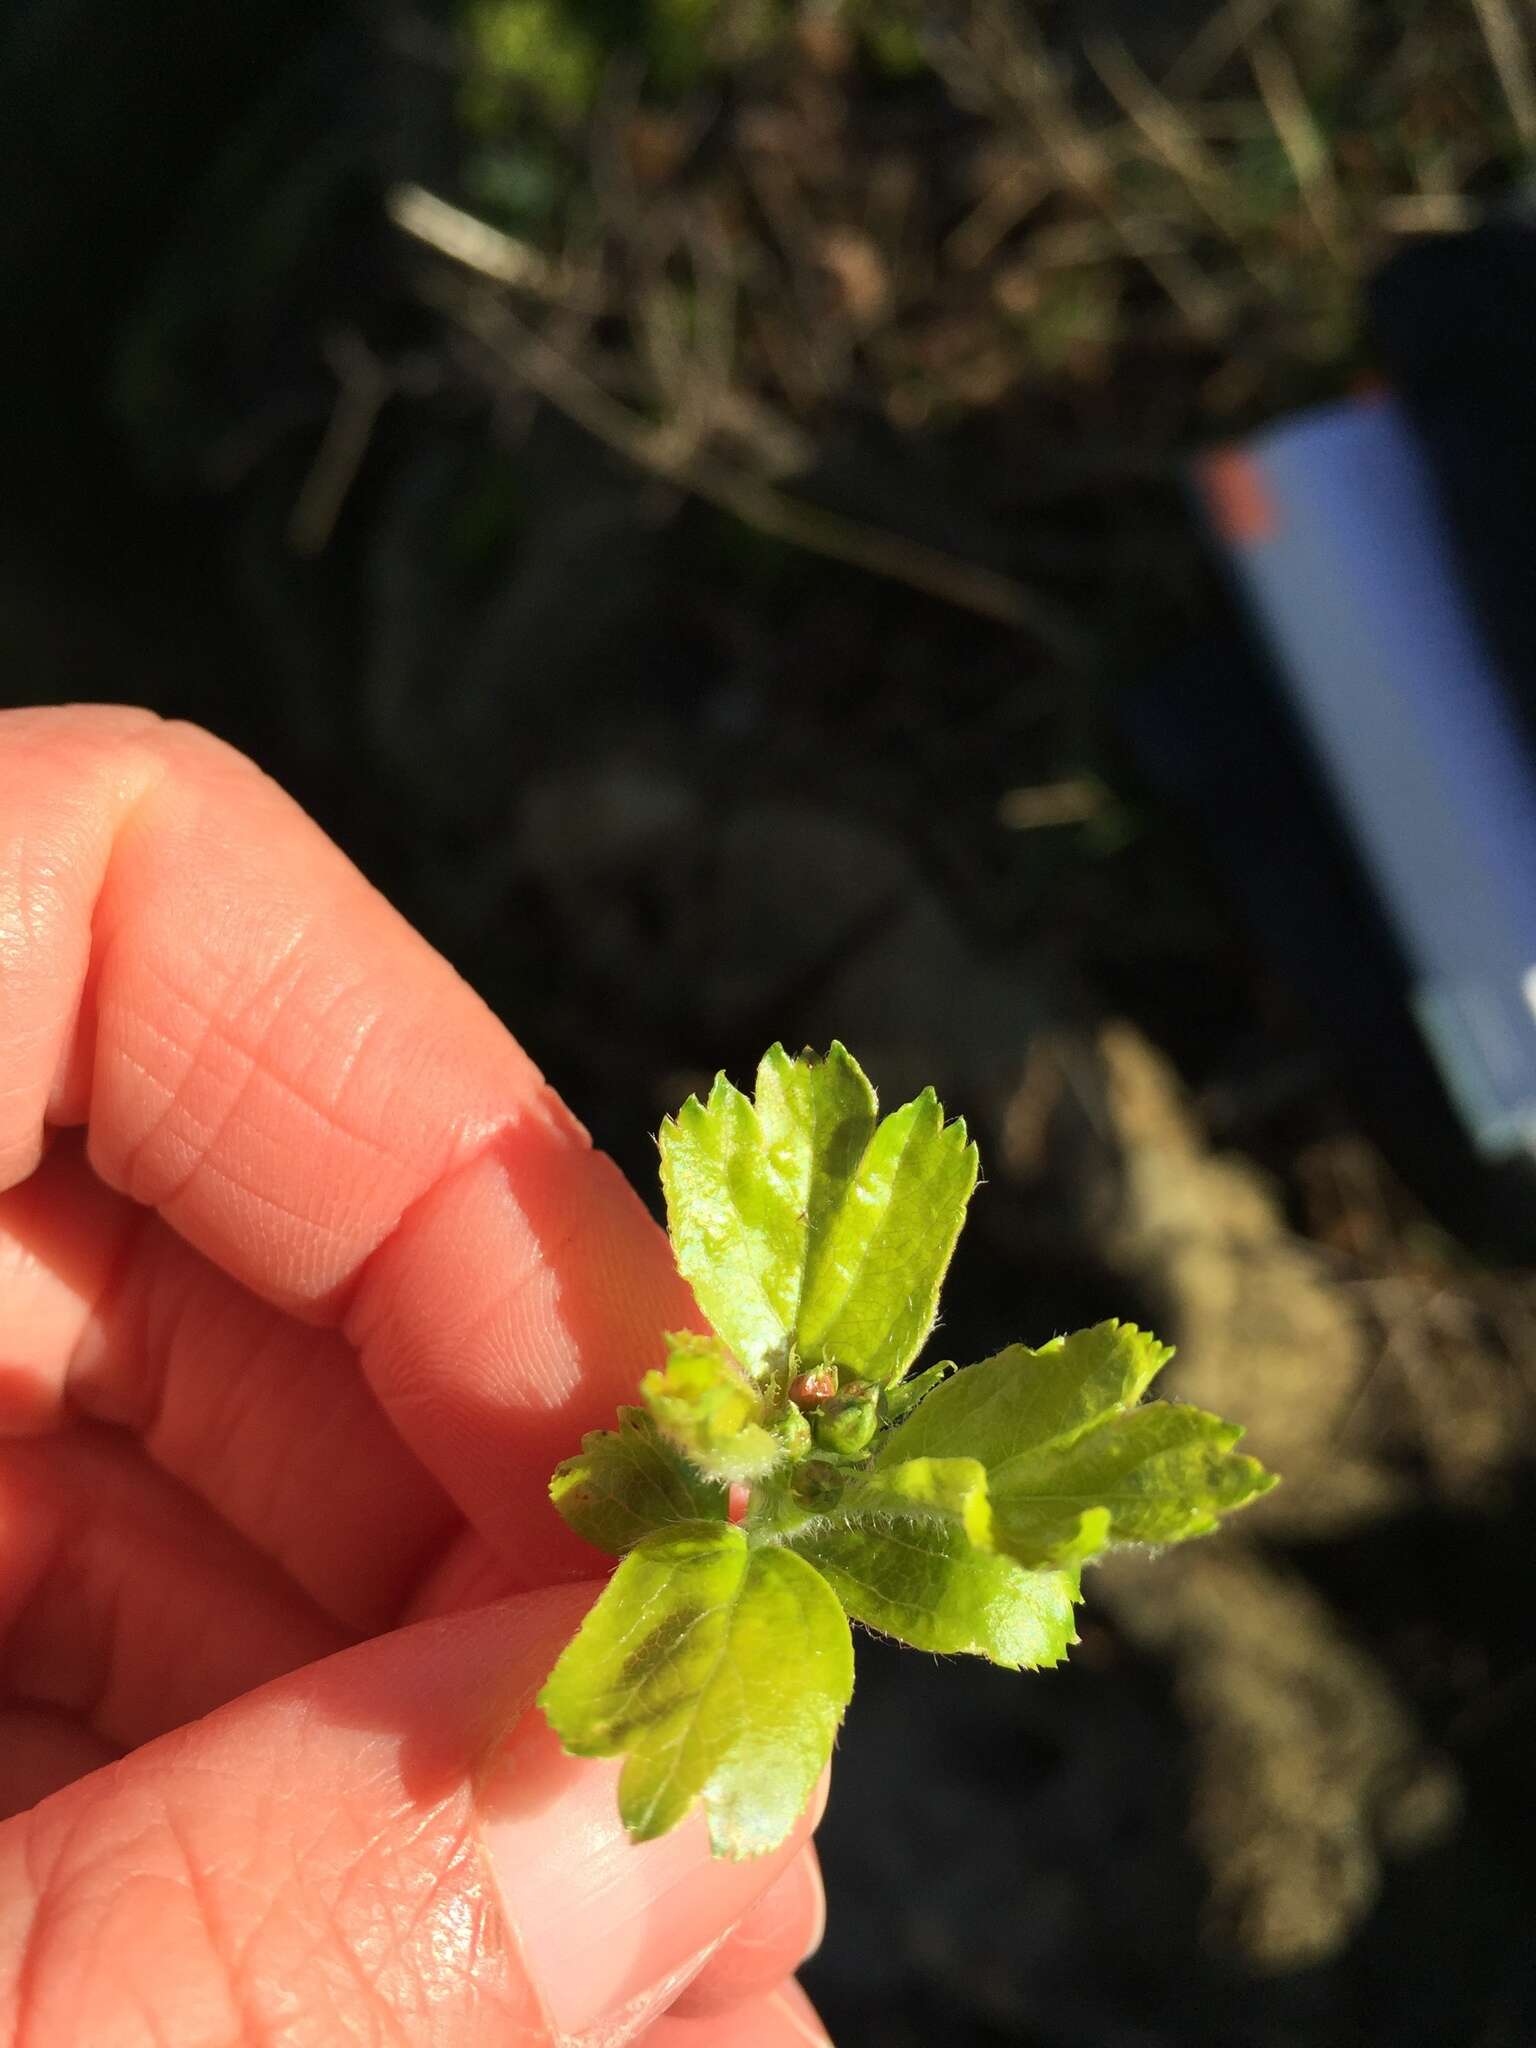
[
  {"left": 755, "top": 1040, "right": 884, "bottom": 1291},
  {"left": 877, "top": 1321, "right": 1275, "bottom": 1567},
  {"left": 882, "top": 1322, "right": 1173, "bottom": 1469},
  {"left": 657, "top": 1044, "right": 876, "bottom": 1380},
  {"left": 549, "top": 1407, "right": 728, "bottom": 1557},
  {"left": 841, "top": 1454, "right": 995, "bottom": 1550},
  {"left": 659, "top": 1043, "right": 977, "bottom": 1385},
  {"left": 641, "top": 1332, "right": 781, "bottom": 1482},
  {"left": 792, "top": 1083, "right": 977, "bottom": 1385},
  {"left": 985, "top": 1404, "right": 1276, "bottom": 1565},
  {"left": 538, "top": 1522, "right": 854, "bottom": 1858},
  {"left": 790, "top": 1508, "right": 1080, "bottom": 1669}
]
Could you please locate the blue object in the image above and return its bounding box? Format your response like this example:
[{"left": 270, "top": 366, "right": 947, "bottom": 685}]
[{"left": 1205, "top": 394, "right": 1536, "bottom": 1160}]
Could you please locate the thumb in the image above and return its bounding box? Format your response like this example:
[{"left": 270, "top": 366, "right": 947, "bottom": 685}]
[{"left": 0, "top": 1584, "right": 824, "bottom": 2046}]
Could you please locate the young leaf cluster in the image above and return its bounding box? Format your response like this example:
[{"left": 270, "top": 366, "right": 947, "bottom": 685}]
[{"left": 539, "top": 1044, "right": 1276, "bottom": 1858}]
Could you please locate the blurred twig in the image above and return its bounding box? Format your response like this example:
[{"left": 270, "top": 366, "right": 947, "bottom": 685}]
[
  {"left": 945, "top": 157, "right": 1048, "bottom": 269},
  {"left": 1377, "top": 192, "right": 1480, "bottom": 233},
  {"left": 997, "top": 776, "right": 1107, "bottom": 829},
  {"left": 288, "top": 330, "right": 392, "bottom": 555},
  {"left": 386, "top": 184, "right": 600, "bottom": 308},
  {"left": 1469, "top": 0, "right": 1536, "bottom": 148},
  {"left": 1164, "top": 0, "right": 1288, "bottom": 97},
  {"left": 1246, "top": 31, "right": 1348, "bottom": 265},
  {"left": 1086, "top": 33, "right": 1290, "bottom": 300},
  {"left": 930, "top": 10, "right": 1232, "bottom": 338},
  {"left": 395, "top": 208, "right": 1085, "bottom": 653}
]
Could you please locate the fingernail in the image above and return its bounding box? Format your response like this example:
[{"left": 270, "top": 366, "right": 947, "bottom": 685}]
[
  {"left": 645, "top": 1981, "right": 835, "bottom": 2047},
  {"left": 763, "top": 1850, "right": 827, "bottom": 1970},
  {"left": 769, "top": 1981, "right": 837, "bottom": 2046},
  {"left": 795, "top": 1851, "right": 827, "bottom": 1963},
  {"left": 482, "top": 1709, "right": 824, "bottom": 2042},
  {"left": 663, "top": 1846, "right": 826, "bottom": 2018}
]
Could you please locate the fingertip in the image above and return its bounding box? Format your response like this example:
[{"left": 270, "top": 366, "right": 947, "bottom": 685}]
[
  {"left": 644, "top": 1980, "right": 834, "bottom": 2047},
  {"left": 663, "top": 1846, "right": 825, "bottom": 2017},
  {"left": 348, "top": 1128, "right": 699, "bottom": 1576},
  {"left": 0, "top": 1570, "right": 831, "bottom": 2048},
  {"left": 0, "top": 1583, "right": 596, "bottom": 2046},
  {"left": 0, "top": 1136, "right": 136, "bottom": 1434},
  {"left": 481, "top": 1709, "right": 824, "bottom": 2043},
  {"left": 0, "top": 708, "right": 705, "bottom": 1579}
]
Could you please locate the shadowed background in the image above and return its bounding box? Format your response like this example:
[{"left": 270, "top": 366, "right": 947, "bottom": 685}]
[{"left": 4, "top": 2, "right": 1536, "bottom": 2040}]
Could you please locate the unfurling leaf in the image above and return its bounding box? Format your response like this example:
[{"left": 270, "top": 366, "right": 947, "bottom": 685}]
[
  {"left": 549, "top": 1408, "right": 728, "bottom": 1557},
  {"left": 985, "top": 1402, "right": 1275, "bottom": 1563},
  {"left": 642, "top": 1331, "right": 782, "bottom": 1481},
  {"left": 659, "top": 1042, "right": 977, "bottom": 1385},
  {"left": 878, "top": 1320, "right": 1274, "bottom": 1568},
  {"left": 538, "top": 1521, "right": 853, "bottom": 1858}
]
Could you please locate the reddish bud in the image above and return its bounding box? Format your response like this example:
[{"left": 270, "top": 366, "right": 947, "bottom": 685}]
[{"left": 790, "top": 1366, "right": 839, "bottom": 1408}]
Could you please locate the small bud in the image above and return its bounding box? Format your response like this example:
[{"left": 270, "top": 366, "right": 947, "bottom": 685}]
[
  {"left": 812, "top": 1383, "right": 878, "bottom": 1457},
  {"left": 790, "top": 1365, "right": 839, "bottom": 1408},
  {"left": 772, "top": 1403, "right": 813, "bottom": 1459}
]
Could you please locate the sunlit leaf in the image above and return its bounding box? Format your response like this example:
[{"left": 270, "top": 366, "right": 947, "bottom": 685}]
[
  {"left": 539, "top": 1521, "right": 853, "bottom": 1857},
  {"left": 659, "top": 1042, "right": 976, "bottom": 1385},
  {"left": 549, "top": 1407, "right": 728, "bottom": 1557},
  {"left": 791, "top": 1509, "right": 1080, "bottom": 1669},
  {"left": 879, "top": 1321, "right": 1274, "bottom": 1567}
]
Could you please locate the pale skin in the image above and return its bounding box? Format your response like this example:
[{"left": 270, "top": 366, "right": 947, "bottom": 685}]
[{"left": 0, "top": 705, "right": 831, "bottom": 2046}]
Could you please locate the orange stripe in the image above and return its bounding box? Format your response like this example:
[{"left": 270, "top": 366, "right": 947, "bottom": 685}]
[{"left": 1199, "top": 445, "right": 1278, "bottom": 546}]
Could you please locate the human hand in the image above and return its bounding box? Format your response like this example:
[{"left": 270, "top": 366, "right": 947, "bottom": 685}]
[{"left": 0, "top": 706, "right": 831, "bottom": 2046}]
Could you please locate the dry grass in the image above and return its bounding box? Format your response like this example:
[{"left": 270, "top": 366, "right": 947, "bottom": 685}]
[{"left": 378, "top": 0, "right": 1533, "bottom": 636}]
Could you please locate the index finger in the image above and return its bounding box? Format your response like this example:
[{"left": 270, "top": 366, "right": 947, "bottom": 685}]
[{"left": 0, "top": 705, "right": 697, "bottom": 1570}]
